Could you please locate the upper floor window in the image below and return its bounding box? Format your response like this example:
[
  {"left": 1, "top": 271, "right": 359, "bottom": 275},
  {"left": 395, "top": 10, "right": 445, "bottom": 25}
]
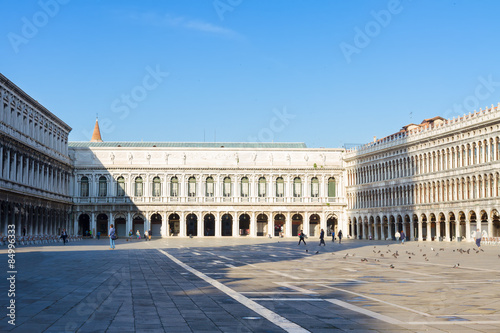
[
  {"left": 241, "top": 177, "right": 249, "bottom": 197},
  {"left": 293, "top": 177, "right": 302, "bottom": 197},
  {"left": 80, "top": 176, "right": 89, "bottom": 197},
  {"left": 116, "top": 176, "right": 125, "bottom": 197},
  {"left": 98, "top": 176, "right": 107, "bottom": 197},
  {"left": 276, "top": 177, "right": 284, "bottom": 197},
  {"left": 311, "top": 177, "right": 319, "bottom": 197},
  {"left": 135, "top": 176, "right": 143, "bottom": 197},
  {"left": 206, "top": 177, "right": 214, "bottom": 197},
  {"left": 188, "top": 176, "right": 196, "bottom": 197},
  {"left": 171, "top": 177, "right": 179, "bottom": 197},
  {"left": 258, "top": 177, "right": 266, "bottom": 197},
  {"left": 152, "top": 177, "right": 161, "bottom": 197},
  {"left": 223, "top": 177, "right": 231, "bottom": 197},
  {"left": 328, "top": 177, "right": 336, "bottom": 197}
]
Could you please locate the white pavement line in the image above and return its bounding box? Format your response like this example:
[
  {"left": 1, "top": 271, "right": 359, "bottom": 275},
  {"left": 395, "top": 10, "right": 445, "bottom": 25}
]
[
  {"left": 267, "top": 270, "right": 300, "bottom": 280},
  {"left": 250, "top": 298, "right": 323, "bottom": 301},
  {"left": 242, "top": 292, "right": 306, "bottom": 295},
  {"left": 326, "top": 299, "right": 405, "bottom": 325},
  {"left": 218, "top": 255, "right": 234, "bottom": 261},
  {"left": 319, "top": 284, "right": 432, "bottom": 318},
  {"left": 342, "top": 268, "right": 357, "bottom": 272},
  {"left": 274, "top": 282, "right": 318, "bottom": 295},
  {"left": 158, "top": 249, "right": 309, "bottom": 333},
  {"left": 409, "top": 320, "right": 500, "bottom": 325}
]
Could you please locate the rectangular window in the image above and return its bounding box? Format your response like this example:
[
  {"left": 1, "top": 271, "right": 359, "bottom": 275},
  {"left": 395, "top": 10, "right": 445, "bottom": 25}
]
[
  {"left": 99, "top": 182, "right": 107, "bottom": 197},
  {"left": 81, "top": 183, "right": 89, "bottom": 197},
  {"left": 311, "top": 183, "right": 319, "bottom": 197},
  {"left": 117, "top": 182, "right": 125, "bottom": 197},
  {"left": 241, "top": 182, "right": 249, "bottom": 197},
  {"left": 206, "top": 182, "right": 214, "bottom": 197},
  {"left": 153, "top": 183, "right": 161, "bottom": 197},
  {"left": 135, "top": 183, "right": 143, "bottom": 197},
  {"left": 171, "top": 182, "right": 178, "bottom": 197}
]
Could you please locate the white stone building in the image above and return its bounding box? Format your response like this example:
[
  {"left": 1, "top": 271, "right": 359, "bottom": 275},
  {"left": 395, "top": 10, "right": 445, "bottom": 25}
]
[
  {"left": 345, "top": 109, "right": 500, "bottom": 242},
  {"left": 70, "top": 140, "right": 345, "bottom": 238},
  {"left": 0, "top": 73, "right": 73, "bottom": 237}
]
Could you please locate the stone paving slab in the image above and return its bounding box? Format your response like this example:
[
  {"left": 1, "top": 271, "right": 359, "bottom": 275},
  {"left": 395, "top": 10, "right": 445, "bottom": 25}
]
[{"left": 0, "top": 237, "right": 500, "bottom": 332}]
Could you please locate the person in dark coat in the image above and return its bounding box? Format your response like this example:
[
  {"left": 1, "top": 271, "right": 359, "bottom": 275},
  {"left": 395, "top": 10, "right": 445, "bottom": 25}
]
[
  {"left": 337, "top": 230, "right": 343, "bottom": 244},
  {"left": 319, "top": 229, "right": 325, "bottom": 246},
  {"left": 298, "top": 230, "right": 306, "bottom": 245}
]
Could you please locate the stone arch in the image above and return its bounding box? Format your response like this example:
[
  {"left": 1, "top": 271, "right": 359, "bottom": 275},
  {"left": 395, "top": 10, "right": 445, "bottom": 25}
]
[
  {"left": 256, "top": 213, "right": 269, "bottom": 236},
  {"left": 292, "top": 213, "right": 303, "bottom": 237},
  {"left": 78, "top": 213, "right": 90, "bottom": 237},
  {"left": 203, "top": 213, "right": 215, "bottom": 236},
  {"left": 186, "top": 213, "right": 198, "bottom": 236},
  {"left": 221, "top": 213, "right": 233, "bottom": 236},
  {"left": 238, "top": 213, "right": 250, "bottom": 236},
  {"left": 168, "top": 213, "right": 180, "bottom": 236},
  {"left": 273, "top": 213, "right": 286, "bottom": 237}
]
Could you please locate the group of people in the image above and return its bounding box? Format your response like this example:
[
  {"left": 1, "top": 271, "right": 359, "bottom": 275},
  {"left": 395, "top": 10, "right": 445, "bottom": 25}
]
[{"left": 297, "top": 228, "right": 343, "bottom": 246}]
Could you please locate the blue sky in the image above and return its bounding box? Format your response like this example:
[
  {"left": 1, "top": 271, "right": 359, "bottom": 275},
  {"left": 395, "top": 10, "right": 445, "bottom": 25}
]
[{"left": 2, "top": 0, "right": 500, "bottom": 147}]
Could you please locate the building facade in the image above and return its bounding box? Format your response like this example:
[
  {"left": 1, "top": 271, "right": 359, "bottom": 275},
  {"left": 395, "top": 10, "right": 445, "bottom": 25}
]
[
  {"left": 69, "top": 142, "right": 345, "bottom": 238},
  {"left": 0, "top": 74, "right": 73, "bottom": 238},
  {"left": 2, "top": 73, "right": 499, "bottom": 243},
  {"left": 345, "top": 109, "right": 500, "bottom": 242}
]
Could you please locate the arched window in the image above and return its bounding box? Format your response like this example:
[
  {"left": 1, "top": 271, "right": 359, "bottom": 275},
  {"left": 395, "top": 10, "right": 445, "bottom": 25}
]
[
  {"left": 80, "top": 176, "right": 89, "bottom": 197},
  {"left": 98, "top": 176, "right": 107, "bottom": 197},
  {"left": 258, "top": 177, "right": 266, "bottom": 197},
  {"left": 293, "top": 177, "right": 302, "bottom": 197},
  {"left": 241, "top": 177, "right": 249, "bottom": 197},
  {"left": 328, "top": 177, "right": 336, "bottom": 197},
  {"left": 170, "top": 177, "right": 178, "bottom": 197},
  {"left": 116, "top": 176, "right": 125, "bottom": 197},
  {"left": 188, "top": 176, "right": 196, "bottom": 197},
  {"left": 206, "top": 177, "right": 214, "bottom": 197},
  {"left": 311, "top": 177, "right": 319, "bottom": 197},
  {"left": 276, "top": 177, "right": 284, "bottom": 197},
  {"left": 152, "top": 177, "right": 161, "bottom": 197},
  {"left": 223, "top": 177, "right": 231, "bottom": 197},
  {"left": 135, "top": 177, "right": 143, "bottom": 197}
]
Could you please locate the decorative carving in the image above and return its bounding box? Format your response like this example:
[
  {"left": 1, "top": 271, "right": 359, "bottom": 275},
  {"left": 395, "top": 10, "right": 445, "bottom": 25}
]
[
  {"left": 128, "top": 152, "right": 133, "bottom": 164},
  {"left": 269, "top": 153, "right": 273, "bottom": 166}
]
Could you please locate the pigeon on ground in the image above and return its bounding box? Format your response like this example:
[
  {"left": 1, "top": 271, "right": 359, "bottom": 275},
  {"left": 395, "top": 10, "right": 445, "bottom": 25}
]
[
  {"left": 306, "top": 249, "right": 308, "bottom": 253},
  {"left": 390, "top": 264, "right": 394, "bottom": 269},
  {"left": 315, "top": 251, "right": 319, "bottom": 254},
  {"left": 453, "top": 263, "right": 460, "bottom": 268}
]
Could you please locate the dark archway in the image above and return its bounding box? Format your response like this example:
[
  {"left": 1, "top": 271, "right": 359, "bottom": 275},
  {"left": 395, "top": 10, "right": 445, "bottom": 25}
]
[
  {"left": 274, "top": 214, "right": 285, "bottom": 237},
  {"left": 186, "top": 214, "right": 198, "bottom": 236},
  {"left": 204, "top": 214, "right": 215, "bottom": 236},
  {"left": 168, "top": 213, "right": 179, "bottom": 236},
  {"left": 292, "top": 214, "right": 303, "bottom": 237},
  {"left": 97, "top": 213, "right": 108, "bottom": 236},
  {"left": 239, "top": 214, "right": 250, "bottom": 236},
  {"left": 151, "top": 213, "right": 162, "bottom": 237},
  {"left": 327, "top": 216, "right": 338, "bottom": 238},
  {"left": 221, "top": 214, "right": 233, "bottom": 236},
  {"left": 133, "top": 216, "right": 144, "bottom": 236},
  {"left": 78, "top": 214, "right": 90, "bottom": 237},
  {"left": 257, "top": 214, "right": 268, "bottom": 236}
]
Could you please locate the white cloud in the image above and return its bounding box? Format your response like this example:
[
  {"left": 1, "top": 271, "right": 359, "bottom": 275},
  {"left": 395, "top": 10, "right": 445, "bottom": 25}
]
[{"left": 130, "top": 12, "right": 239, "bottom": 38}]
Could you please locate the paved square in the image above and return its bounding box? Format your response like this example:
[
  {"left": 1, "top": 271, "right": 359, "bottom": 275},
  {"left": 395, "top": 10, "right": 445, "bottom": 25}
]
[{"left": 1, "top": 238, "right": 500, "bottom": 332}]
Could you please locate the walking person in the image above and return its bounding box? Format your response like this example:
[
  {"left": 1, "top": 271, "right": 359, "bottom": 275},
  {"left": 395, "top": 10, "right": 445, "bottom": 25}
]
[
  {"left": 60, "top": 228, "right": 68, "bottom": 245},
  {"left": 475, "top": 228, "right": 482, "bottom": 249},
  {"left": 331, "top": 227, "right": 335, "bottom": 242},
  {"left": 319, "top": 228, "right": 325, "bottom": 246},
  {"left": 149, "top": 229, "right": 152, "bottom": 240},
  {"left": 144, "top": 230, "right": 149, "bottom": 241},
  {"left": 400, "top": 230, "right": 405, "bottom": 244},
  {"left": 109, "top": 224, "right": 116, "bottom": 250},
  {"left": 136, "top": 230, "right": 141, "bottom": 239},
  {"left": 298, "top": 230, "right": 306, "bottom": 245},
  {"left": 337, "top": 230, "right": 343, "bottom": 244}
]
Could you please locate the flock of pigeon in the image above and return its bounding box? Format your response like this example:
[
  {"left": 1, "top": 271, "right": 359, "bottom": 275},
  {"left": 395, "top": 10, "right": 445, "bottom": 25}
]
[{"left": 320, "top": 243, "right": 491, "bottom": 270}]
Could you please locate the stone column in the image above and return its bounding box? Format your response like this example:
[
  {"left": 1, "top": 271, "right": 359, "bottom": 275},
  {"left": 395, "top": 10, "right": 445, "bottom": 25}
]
[
  {"left": 374, "top": 221, "right": 379, "bottom": 240},
  {"left": 180, "top": 212, "right": 186, "bottom": 237},
  {"left": 465, "top": 217, "right": 471, "bottom": 242},
  {"left": 426, "top": 222, "right": 431, "bottom": 242},
  {"left": 410, "top": 220, "right": 415, "bottom": 241},
  {"left": 436, "top": 221, "right": 441, "bottom": 241},
  {"left": 215, "top": 211, "right": 221, "bottom": 237},
  {"left": 356, "top": 221, "right": 360, "bottom": 240},
  {"left": 304, "top": 213, "right": 310, "bottom": 237},
  {"left": 286, "top": 212, "right": 292, "bottom": 237},
  {"left": 418, "top": 221, "right": 423, "bottom": 241},
  {"left": 445, "top": 218, "right": 450, "bottom": 242},
  {"left": 250, "top": 211, "right": 256, "bottom": 237},
  {"left": 487, "top": 216, "right": 493, "bottom": 238},
  {"left": 161, "top": 212, "right": 167, "bottom": 238},
  {"left": 267, "top": 213, "right": 273, "bottom": 237}
]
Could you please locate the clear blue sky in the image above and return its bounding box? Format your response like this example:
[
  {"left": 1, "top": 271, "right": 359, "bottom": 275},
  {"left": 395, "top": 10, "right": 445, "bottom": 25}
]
[{"left": 2, "top": 0, "right": 500, "bottom": 147}]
